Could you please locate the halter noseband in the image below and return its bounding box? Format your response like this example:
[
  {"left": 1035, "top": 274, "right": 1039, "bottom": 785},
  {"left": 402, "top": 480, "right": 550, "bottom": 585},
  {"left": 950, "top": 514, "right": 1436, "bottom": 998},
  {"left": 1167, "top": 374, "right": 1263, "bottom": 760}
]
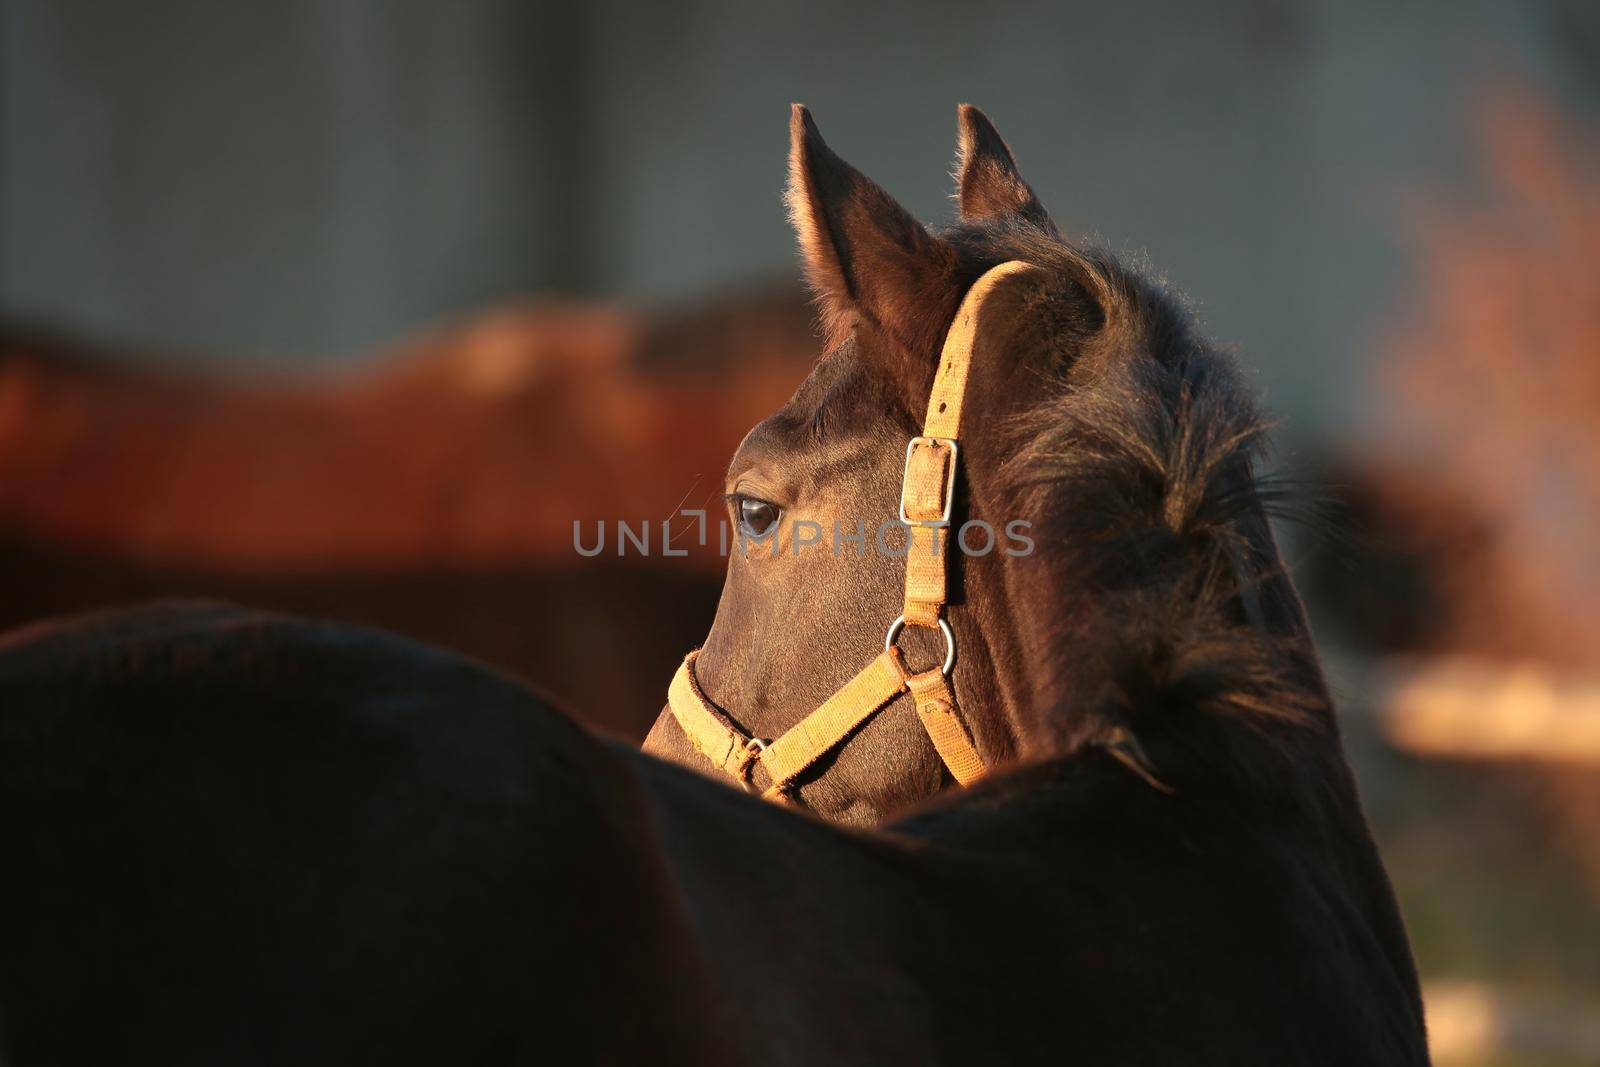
[{"left": 665, "top": 261, "right": 1033, "bottom": 800}]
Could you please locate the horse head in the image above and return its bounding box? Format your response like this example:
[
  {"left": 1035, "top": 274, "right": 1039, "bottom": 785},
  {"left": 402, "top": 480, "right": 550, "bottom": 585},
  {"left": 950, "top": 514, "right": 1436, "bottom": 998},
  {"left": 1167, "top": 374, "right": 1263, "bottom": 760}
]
[{"left": 644, "top": 105, "right": 1325, "bottom": 826}]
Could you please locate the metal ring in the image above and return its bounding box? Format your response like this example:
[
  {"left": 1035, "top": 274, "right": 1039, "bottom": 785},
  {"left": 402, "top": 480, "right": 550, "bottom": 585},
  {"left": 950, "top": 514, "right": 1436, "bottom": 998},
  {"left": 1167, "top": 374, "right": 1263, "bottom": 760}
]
[{"left": 883, "top": 615, "right": 955, "bottom": 676}]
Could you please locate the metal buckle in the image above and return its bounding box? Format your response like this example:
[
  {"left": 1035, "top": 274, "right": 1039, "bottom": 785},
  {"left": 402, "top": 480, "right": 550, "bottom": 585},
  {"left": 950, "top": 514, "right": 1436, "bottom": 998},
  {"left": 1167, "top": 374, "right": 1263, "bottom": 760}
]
[
  {"left": 884, "top": 615, "right": 956, "bottom": 676},
  {"left": 899, "top": 436, "right": 958, "bottom": 526}
]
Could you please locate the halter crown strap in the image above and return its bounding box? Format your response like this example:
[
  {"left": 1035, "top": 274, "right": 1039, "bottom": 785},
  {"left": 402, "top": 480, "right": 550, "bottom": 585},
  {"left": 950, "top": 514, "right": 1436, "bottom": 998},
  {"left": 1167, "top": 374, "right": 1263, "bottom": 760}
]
[
  {"left": 666, "top": 260, "right": 1032, "bottom": 798},
  {"left": 902, "top": 259, "right": 1035, "bottom": 627}
]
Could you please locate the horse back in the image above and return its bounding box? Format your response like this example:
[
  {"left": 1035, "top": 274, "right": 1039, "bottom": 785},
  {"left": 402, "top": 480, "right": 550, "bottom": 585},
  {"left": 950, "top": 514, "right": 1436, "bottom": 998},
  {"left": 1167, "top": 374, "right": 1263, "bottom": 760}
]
[{"left": 0, "top": 602, "right": 729, "bottom": 1065}]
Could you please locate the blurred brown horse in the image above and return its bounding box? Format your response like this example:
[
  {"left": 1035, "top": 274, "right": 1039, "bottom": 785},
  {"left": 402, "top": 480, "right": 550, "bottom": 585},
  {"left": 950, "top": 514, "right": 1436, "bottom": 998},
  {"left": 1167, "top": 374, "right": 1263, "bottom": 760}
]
[
  {"left": 0, "top": 290, "right": 814, "bottom": 733},
  {"left": 0, "top": 106, "right": 1427, "bottom": 1064}
]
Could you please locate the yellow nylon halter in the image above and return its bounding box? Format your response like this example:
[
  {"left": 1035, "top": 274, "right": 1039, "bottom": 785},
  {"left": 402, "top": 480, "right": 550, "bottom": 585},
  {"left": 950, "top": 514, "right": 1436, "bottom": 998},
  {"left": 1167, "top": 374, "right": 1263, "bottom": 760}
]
[{"left": 666, "top": 260, "right": 1033, "bottom": 799}]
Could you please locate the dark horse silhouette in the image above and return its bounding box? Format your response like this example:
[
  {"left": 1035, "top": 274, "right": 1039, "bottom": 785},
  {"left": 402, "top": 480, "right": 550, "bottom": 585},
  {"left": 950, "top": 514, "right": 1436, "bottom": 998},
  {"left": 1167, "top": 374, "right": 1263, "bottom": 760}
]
[{"left": 0, "top": 107, "right": 1429, "bottom": 1064}]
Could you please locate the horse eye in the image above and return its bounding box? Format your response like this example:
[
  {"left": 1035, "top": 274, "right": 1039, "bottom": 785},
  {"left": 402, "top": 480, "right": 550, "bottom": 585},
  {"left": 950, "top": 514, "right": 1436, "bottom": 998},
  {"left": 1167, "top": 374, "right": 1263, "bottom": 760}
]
[{"left": 735, "top": 496, "right": 780, "bottom": 537}]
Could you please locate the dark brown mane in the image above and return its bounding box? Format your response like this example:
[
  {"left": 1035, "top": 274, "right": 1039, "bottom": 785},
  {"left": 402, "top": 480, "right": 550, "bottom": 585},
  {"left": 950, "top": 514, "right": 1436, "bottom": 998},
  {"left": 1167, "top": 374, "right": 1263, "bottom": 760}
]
[{"left": 940, "top": 220, "right": 1339, "bottom": 804}]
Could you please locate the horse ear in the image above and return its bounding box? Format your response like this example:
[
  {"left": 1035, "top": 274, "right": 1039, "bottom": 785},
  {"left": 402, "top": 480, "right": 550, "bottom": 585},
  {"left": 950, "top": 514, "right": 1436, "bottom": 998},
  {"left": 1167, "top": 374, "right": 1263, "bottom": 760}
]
[
  {"left": 787, "top": 104, "right": 960, "bottom": 356},
  {"left": 954, "top": 104, "right": 1058, "bottom": 235}
]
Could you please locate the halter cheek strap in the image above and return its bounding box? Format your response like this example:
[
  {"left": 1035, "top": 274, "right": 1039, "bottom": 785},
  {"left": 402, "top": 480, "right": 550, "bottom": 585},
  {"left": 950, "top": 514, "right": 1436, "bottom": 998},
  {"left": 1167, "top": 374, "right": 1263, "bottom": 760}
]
[{"left": 666, "top": 260, "right": 1033, "bottom": 799}]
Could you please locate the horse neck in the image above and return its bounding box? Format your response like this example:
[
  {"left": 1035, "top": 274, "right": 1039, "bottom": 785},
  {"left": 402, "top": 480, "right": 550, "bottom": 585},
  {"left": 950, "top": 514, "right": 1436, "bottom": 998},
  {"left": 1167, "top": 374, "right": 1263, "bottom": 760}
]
[
  {"left": 957, "top": 458, "right": 1372, "bottom": 882},
  {"left": 958, "top": 477, "right": 1428, "bottom": 1024},
  {"left": 959, "top": 437, "right": 1330, "bottom": 747}
]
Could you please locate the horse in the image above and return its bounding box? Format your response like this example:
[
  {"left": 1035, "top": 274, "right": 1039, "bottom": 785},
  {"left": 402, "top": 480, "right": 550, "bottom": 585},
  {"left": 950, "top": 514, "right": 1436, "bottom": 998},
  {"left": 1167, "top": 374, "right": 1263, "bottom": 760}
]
[
  {"left": 0, "top": 105, "right": 1430, "bottom": 1064},
  {"left": 0, "top": 288, "right": 816, "bottom": 736}
]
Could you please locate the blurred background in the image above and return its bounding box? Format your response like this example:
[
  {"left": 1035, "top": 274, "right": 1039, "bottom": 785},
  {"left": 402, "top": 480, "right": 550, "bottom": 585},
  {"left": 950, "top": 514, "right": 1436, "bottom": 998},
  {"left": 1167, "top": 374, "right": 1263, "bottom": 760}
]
[{"left": 2, "top": 1, "right": 1596, "bottom": 1061}]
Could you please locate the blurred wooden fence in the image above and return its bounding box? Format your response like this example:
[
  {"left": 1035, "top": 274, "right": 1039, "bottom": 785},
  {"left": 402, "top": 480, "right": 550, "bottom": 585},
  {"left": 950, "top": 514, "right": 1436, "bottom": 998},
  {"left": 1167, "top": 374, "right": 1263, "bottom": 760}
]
[{"left": 1380, "top": 657, "right": 1600, "bottom": 767}]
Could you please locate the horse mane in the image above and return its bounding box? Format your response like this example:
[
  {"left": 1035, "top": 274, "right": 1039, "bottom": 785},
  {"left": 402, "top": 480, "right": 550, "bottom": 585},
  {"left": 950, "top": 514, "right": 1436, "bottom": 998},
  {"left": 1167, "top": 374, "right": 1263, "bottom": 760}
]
[{"left": 946, "top": 221, "right": 1339, "bottom": 802}]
